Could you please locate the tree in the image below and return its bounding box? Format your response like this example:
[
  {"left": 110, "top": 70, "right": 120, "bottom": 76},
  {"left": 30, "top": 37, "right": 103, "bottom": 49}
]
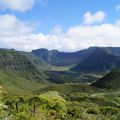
[
  {"left": 29, "top": 97, "right": 41, "bottom": 116},
  {"left": 15, "top": 97, "right": 24, "bottom": 113}
]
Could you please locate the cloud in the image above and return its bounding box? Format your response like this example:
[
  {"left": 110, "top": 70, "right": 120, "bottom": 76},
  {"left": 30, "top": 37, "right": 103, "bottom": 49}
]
[
  {"left": 0, "top": 14, "right": 33, "bottom": 49},
  {"left": 0, "top": 0, "right": 48, "bottom": 12},
  {"left": 0, "top": 14, "right": 33, "bottom": 36},
  {"left": 0, "top": 13, "right": 120, "bottom": 52},
  {"left": 31, "top": 23, "right": 120, "bottom": 52},
  {"left": 83, "top": 11, "right": 106, "bottom": 25},
  {"left": 116, "top": 4, "right": 120, "bottom": 12},
  {"left": 50, "top": 25, "right": 62, "bottom": 35}
]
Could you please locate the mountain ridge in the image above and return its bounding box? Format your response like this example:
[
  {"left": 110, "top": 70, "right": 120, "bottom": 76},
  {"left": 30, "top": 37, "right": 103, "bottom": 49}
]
[
  {"left": 71, "top": 47, "right": 120, "bottom": 72},
  {"left": 32, "top": 47, "right": 120, "bottom": 67},
  {"left": 31, "top": 47, "right": 96, "bottom": 66}
]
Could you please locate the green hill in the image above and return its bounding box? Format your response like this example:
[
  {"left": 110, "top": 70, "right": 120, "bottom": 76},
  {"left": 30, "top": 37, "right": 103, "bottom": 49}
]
[
  {"left": 0, "top": 49, "right": 49, "bottom": 82},
  {"left": 0, "top": 49, "right": 49, "bottom": 93},
  {"left": 35, "top": 83, "right": 100, "bottom": 95},
  {"left": 0, "top": 69, "right": 43, "bottom": 94},
  {"left": 92, "top": 69, "right": 120, "bottom": 89},
  {"left": 71, "top": 48, "right": 120, "bottom": 73}
]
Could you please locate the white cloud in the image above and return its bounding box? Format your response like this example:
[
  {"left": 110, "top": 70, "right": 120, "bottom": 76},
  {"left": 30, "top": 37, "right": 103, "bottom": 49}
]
[
  {"left": 0, "top": 0, "right": 47, "bottom": 12},
  {"left": 83, "top": 11, "right": 106, "bottom": 25},
  {"left": 50, "top": 25, "right": 62, "bottom": 35},
  {"left": 116, "top": 4, "right": 120, "bottom": 12},
  {"left": 0, "top": 14, "right": 33, "bottom": 49},
  {"left": 0, "top": 14, "right": 33, "bottom": 36},
  {"left": 0, "top": 13, "right": 120, "bottom": 52}
]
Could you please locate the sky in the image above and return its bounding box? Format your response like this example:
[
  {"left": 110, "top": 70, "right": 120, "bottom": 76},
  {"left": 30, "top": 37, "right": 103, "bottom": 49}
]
[{"left": 0, "top": 0, "right": 120, "bottom": 52}]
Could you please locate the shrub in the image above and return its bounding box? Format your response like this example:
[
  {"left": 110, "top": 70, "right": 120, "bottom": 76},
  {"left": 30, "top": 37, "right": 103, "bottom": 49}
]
[
  {"left": 100, "top": 106, "right": 120, "bottom": 115},
  {"left": 39, "top": 91, "right": 66, "bottom": 117}
]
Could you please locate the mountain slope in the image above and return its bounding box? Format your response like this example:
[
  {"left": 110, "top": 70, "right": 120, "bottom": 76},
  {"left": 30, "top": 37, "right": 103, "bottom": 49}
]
[
  {"left": 106, "top": 47, "right": 120, "bottom": 56},
  {"left": 31, "top": 48, "right": 95, "bottom": 66},
  {"left": 0, "top": 69, "right": 43, "bottom": 94},
  {"left": 45, "top": 70, "right": 100, "bottom": 84},
  {"left": 32, "top": 47, "right": 120, "bottom": 67},
  {"left": 71, "top": 48, "right": 120, "bottom": 73},
  {"left": 0, "top": 49, "right": 49, "bottom": 84},
  {"left": 92, "top": 69, "right": 120, "bottom": 89}
]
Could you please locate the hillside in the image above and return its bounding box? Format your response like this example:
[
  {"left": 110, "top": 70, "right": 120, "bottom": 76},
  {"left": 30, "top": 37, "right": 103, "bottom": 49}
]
[
  {"left": 31, "top": 47, "right": 120, "bottom": 67},
  {"left": 71, "top": 48, "right": 120, "bottom": 73},
  {"left": 0, "top": 47, "right": 120, "bottom": 93},
  {"left": 0, "top": 49, "right": 120, "bottom": 120},
  {"left": 35, "top": 83, "right": 100, "bottom": 95},
  {"left": 0, "top": 49, "right": 49, "bottom": 92},
  {"left": 45, "top": 70, "right": 101, "bottom": 84},
  {"left": 106, "top": 47, "right": 120, "bottom": 56},
  {"left": 31, "top": 48, "right": 95, "bottom": 66},
  {"left": 92, "top": 69, "right": 120, "bottom": 89},
  {"left": 0, "top": 69, "right": 43, "bottom": 94}
]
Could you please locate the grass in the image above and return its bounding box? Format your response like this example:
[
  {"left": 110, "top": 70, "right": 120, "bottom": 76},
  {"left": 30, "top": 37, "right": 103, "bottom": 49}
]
[{"left": 0, "top": 69, "right": 45, "bottom": 94}]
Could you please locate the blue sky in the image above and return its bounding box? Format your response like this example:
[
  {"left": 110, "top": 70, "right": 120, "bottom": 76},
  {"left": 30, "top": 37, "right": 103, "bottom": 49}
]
[
  {"left": 1, "top": 0, "right": 120, "bottom": 33},
  {"left": 0, "top": 0, "right": 120, "bottom": 51}
]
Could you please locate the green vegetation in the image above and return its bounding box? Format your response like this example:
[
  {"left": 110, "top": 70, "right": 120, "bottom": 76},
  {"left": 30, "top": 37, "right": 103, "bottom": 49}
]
[
  {"left": 0, "top": 69, "right": 44, "bottom": 94},
  {"left": 35, "top": 83, "right": 101, "bottom": 94},
  {"left": 72, "top": 48, "right": 120, "bottom": 73},
  {"left": 92, "top": 69, "right": 120, "bottom": 90},
  {"left": 0, "top": 48, "right": 120, "bottom": 119},
  {"left": 46, "top": 70, "right": 101, "bottom": 84},
  {"left": 0, "top": 49, "right": 50, "bottom": 93},
  {"left": 0, "top": 50, "right": 49, "bottom": 83},
  {"left": 0, "top": 88, "right": 120, "bottom": 120},
  {"left": 0, "top": 91, "right": 67, "bottom": 120}
]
